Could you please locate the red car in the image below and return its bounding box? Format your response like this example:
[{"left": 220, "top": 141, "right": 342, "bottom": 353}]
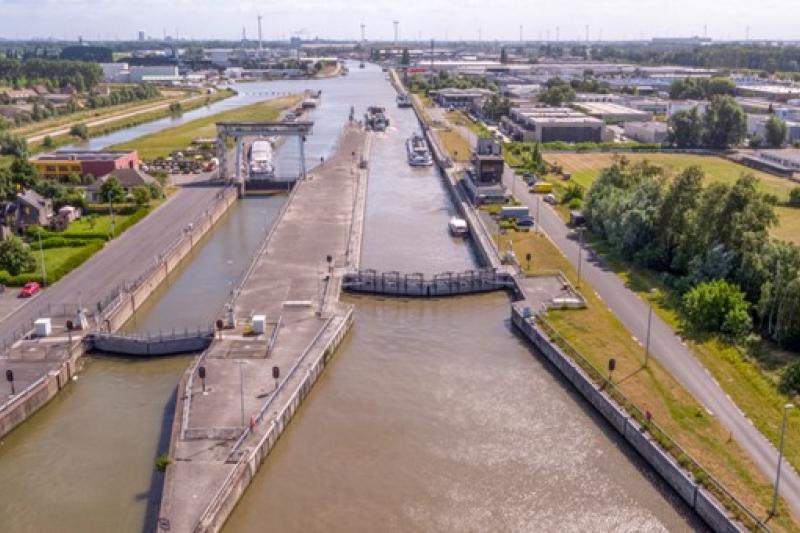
[{"left": 19, "top": 282, "right": 40, "bottom": 298}]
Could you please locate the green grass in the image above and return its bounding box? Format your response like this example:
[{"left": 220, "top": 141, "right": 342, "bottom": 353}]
[
  {"left": 110, "top": 94, "right": 302, "bottom": 160},
  {"left": 501, "top": 227, "right": 797, "bottom": 529},
  {"left": 0, "top": 155, "right": 12, "bottom": 170},
  {"left": 544, "top": 152, "right": 800, "bottom": 242}
]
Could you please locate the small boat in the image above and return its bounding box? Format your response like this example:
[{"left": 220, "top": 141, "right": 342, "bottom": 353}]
[
  {"left": 365, "top": 106, "right": 389, "bottom": 131},
  {"left": 396, "top": 94, "right": 412, "bottom": 108},
  {"left": 449, "top": 216, "right": 469, "bottom": 236},
  {"left": 406, "top": 134, "right": 433, "bottom": 166},
  {"left": 359, "top": 62, "right": 366, "bottom": 69}
]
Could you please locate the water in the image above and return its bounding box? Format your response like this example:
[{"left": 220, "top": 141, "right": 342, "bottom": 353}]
[
  {"left": 0, "top": 62, "right": 700, "bottom": 531},
  {"left": 224, "top": 296, "right": 701, "bottom": 532}
]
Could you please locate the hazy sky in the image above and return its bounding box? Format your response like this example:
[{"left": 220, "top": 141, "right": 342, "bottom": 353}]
[{"left": 1, "top": 0, "right": 799, "bottom": 42}]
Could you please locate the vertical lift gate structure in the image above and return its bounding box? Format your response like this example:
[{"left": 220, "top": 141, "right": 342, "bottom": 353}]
[{"left": 215, "top": 121, "right": 314, "bottom": 194}]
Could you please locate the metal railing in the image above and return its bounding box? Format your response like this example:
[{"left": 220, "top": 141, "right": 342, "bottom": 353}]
[{"left": 534, "top": 316, "right": 769, "bottom": 532}]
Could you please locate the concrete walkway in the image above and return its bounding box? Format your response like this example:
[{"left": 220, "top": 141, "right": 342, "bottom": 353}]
[{"left": 159, "top": 123, "right": 367, "bottom": 532}]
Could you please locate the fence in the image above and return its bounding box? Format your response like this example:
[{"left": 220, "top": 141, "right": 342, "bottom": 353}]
[{"left": 533, "top": 315, "right": 768, "bottom": 532}]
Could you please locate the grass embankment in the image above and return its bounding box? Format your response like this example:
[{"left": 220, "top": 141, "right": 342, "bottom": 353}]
[
  {"left": 544, "top": 152, "right": 800, "bottom": 244},
  {"left": 110, "top": 94, "right": 303, "bottom": 160},
  {"left": 413, "top": 97, "right": 473, "bottom": 163},
  {"left": 12, "top": 89, "right": 189, "bottom": 139},
  {"left": 446, "top": 110, "right": 492, "bottom": 139},
  {"left": 25, "top": 89, "right": 237, "bottom": 156},
  {"left": 498, "top": 222, "right": 796, "bottom": 529}
]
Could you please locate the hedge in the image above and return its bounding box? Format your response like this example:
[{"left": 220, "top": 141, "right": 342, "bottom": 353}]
[
  {"left": 85, "top": 203, "right": 141, "bottom": 215},
  {"left": 39, "top": 237, "right": 98, "bottom": 249},
  {"left": 0, "top": 240, "right": 105, "bottom": 286}
]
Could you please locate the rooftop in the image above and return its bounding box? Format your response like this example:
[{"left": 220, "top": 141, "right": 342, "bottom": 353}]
[{"left": 34, "top": 150, "right": 136, "bottom": 162}]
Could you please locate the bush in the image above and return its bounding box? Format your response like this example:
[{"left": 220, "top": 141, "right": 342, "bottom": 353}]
[
  {"left": 115, "top": 207, "right": 149, "bottom": 234},
  {"left": 155, "top": 453, "right": 172, "bottom": 472},
  {"left": 0, "top": 237, "right": 36, "bottom": 276},
  {"left": 779, "top": 362, "right": 800, "bottom": 396},
  {"left": 69, "top": 123, "right": 89, "bottom": 140},
  {"left": 789, "top": 187, "right": 800, "bottom": 208},
  {"left": 682, "top": 279, "right": 752, "bottom": 338}
]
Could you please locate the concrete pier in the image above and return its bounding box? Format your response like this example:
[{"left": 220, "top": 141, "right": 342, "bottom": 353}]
[{"left": 158, "top": 123, "right": 368, "bottom": 532}]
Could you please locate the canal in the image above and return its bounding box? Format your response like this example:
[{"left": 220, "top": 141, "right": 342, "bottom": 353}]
[{"left": 0, "top": 63, "right": 701, "bottom": 532}]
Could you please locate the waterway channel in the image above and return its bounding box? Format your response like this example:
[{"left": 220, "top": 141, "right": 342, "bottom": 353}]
[{"left": 0, "top": 63, "right": 701, "bottom": 531}]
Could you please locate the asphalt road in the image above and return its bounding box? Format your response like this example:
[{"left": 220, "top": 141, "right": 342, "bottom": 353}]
[
  {"left": 0, "top": 180, "right": 228, "bottom": 347},
  {"left": 502, "top": 166, "right": 800, "bottom": 517}
]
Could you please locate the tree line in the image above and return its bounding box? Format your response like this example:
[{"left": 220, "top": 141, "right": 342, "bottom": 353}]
[
  {"left": 667, "top": 95, "right": 747, "bottom": 148},
  {"left": 0, "top": 57, "right": 104, "bottom": 92},
  {"left": 583, "top": 157, "right": 800, "bottom": 357}
]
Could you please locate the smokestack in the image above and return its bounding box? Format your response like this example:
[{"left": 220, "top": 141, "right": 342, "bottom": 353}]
[
  {"left": 393, "top": 20, "right": 399, "bottom": 44},
  {"left": 258, "top": 14, "right": 263, "bottom": 50}
]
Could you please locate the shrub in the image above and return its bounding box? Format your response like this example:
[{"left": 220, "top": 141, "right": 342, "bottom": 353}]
[
  {"left": 682, "top": 279, "right": 752, "bottom": 338},
  {"left": 155, "top": 453, "right": 172, "bottom": 472},
  {"left": 779, "top": 362, "right": 800, "bottom": 396},
  {"left": 789, "top": 187, "right": 800, "bottom": 208},
  {"left": 0, "top": 237, "right": 36, "bottom": 276}
]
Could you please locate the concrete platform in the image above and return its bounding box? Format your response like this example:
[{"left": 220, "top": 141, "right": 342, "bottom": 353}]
[{"left": 160, "top": 123, "right": 367, "bottom": 532}]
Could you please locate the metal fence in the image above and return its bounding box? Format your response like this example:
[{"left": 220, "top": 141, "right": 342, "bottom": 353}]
[{"left": 535, "top": 316, "right": 769, "bottom": 532}]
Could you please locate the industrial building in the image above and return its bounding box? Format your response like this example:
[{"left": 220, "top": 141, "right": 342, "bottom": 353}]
[
  {"left": 430, "top": 88, "right": 494, "bottom": 110},
  {"left": 747, "top": 114, "right": 800, "bottom": 145},
  {"left": 464, "top": 139, "right": 507, "bottom": 204},
  {"left": 624, "top": 121, "right": 669, "bottom": 144},
  {"left": 574, "top": 102, "right": 652, "bottom": 123},
  {"left": 500, "top": 107, "right": 605, "bottom": 143},
  {"left": 740, "top": 149, "right": 800, "bottom": 177},
  {"left": 32, "top": 150, "right": 139, "bottom": 181}
]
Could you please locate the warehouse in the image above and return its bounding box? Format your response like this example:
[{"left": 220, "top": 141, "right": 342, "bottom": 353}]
[
  {"left": 501, "top": 107, "right": 604, "bottom": 143},
  {"left": 575, "top": 102, "right": 652, "bottom": 123}
]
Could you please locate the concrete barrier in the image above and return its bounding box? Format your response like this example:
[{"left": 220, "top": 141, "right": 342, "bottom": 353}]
[{"left": 510, "top": 303, "right": 748, "bottom": 532}]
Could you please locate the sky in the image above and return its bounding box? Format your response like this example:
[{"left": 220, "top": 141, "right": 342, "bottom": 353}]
[{"left": 1, "top": 0, "right": 799, "bottom": 42}]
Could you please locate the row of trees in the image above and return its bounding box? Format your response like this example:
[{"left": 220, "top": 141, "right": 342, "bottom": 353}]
[
  {"left": 409, "top": 71, "right": 497, "bottom": 95},
  {"left": 668, "top": 77, "right": 735, "bottom": 100},
  {"left": 667, "top": 95, "right": 747, "bottom": 148},
  {"left": 0, "top": 57, "right": 103, "bottom": 92},
  {"left": 583, "top": 157, "right": 800, "bottom": 349},
  {"left": 85, "top": 83, "right": 160, "bottom": 109},
  {"left": 593, "top": 44, "right": 800, "bottom": 75}
]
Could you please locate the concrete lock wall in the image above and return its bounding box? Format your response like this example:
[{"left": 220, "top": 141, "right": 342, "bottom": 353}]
[
  {"left": 509, "top": 304, "right": 745, "bottom": 532},
  {"left": 0, "top": 339, "right": 84, "bottom": 438},
  {"left": 194, "top": 310, "right": 354, "bottom": 532}
]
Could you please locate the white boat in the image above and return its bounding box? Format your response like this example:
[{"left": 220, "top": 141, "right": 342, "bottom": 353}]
[
  {"left": 406, "top": 134, "right": 433, "bottom": 166},
  {"left": 249, "top": 140, "right": 275, "bottom": 179},
  {"left": 448, "top": 216, "right": 469, "bottom": 236}
]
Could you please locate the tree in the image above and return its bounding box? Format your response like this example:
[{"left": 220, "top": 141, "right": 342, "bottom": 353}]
[
  {"left": 99, "top": 176, "right": 125, "bottom": 205},
  {"left": 9, "top": 157, "right": 38, "bottom": 190},
  {"left": 69, "top": 123, "right": 89, "bottom": 140},
  {"left": 790, "top": 187, "right": 800, "bottom": 207},
  {"left": 132, "top": 185, "right": 150, "bottom": 206},
  {"left": 765, "top": 115, "right": 788, "bottom": 148},
  {"left": 42, "top": 135, "right": 54, "bottom": 149},
  {"left": 668, "top": 107, "right": 702, "bottom": 148},
  {"left": 0, "top": 236, "right": 35, "bottom": 276},
  {"left": 682, "top": 279, "right": 752, "bottom": 338},
  {"left": 538, "top": 84, "right": 575, "bottom": 106},
  {"left": 702, "top": 95, "right": 746, "bottom": 149}
]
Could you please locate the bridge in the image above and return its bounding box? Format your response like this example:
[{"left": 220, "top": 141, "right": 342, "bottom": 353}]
[
  {"left": 85, "top": 328, "right": 215, "bottom": 356},
  {"left": 342, "top": 268, "right": 517, "bottom": 298}
]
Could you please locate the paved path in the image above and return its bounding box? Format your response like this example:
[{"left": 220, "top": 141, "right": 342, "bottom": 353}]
[{"left": 500, "top": 165, "right": 800, "bottom": 517}]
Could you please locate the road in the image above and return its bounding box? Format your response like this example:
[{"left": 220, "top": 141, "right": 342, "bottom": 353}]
[
  {"left": 0, "top": 180, "right": 227, "bottom": 351},
  {"left": 501, "top": 166, "right": 800, "bottom": 516}
]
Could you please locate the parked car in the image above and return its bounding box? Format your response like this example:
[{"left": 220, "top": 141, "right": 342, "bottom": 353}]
[
  {"left": 543, "top": 193, "right": 557, "bottom": 205},
  {"left": 516, "top": 216, "right": 535, "bottom": 227},
  {"left": 19, "top": 281, "right": 40, "bottom": 298}
]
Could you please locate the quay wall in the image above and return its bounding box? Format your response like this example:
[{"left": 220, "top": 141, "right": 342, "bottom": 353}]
[
  {"left": 0, "top": 185, "right": 238, "bottom": 440},
  {"left": 510, "top": 304, "right": 746, "bottom": 533}
]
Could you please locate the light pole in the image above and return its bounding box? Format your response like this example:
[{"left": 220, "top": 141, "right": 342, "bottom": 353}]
[
  {"left": 535, "top": 196, "right": 540, "bottom": 234},
  {"left": 37, "top": 232, "right": 47, "bottom": 287},
  {"left": 644, "top": 291, "right": 655, "bottom": 367},
  {"left": 772, "top": 403, "right": 794, "bottom": 517},
  {"left": 576, "top": 228, "right": 584, "bottom": 288}
]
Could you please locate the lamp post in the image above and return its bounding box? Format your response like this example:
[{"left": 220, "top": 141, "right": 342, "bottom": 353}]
[
  {"left": 771, "top": 403, "right": 794, "bottom": 517},
  {"left": 644, "top": 290, "right": 656, "bottom": 368},
  {"left": 576, "top": 228, "right": 584, "bottom": 288}
]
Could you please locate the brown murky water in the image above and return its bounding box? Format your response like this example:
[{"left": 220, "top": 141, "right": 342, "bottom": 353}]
[{"left": 224, "top": 295, "right": 702, "bottom": 532}]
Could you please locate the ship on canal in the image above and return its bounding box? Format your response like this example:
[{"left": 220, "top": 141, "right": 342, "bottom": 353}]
[
  {"left": 365, "top": 105, "right": 390, "bottom": 131},
  {"left": 249, "top": 139, "right": 275, "bottom": 179},
  {"left": 406, "top": 133, "right": 433, "bottom": 166}
]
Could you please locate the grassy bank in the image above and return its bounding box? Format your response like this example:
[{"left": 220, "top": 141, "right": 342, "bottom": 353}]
[
  {"left": 12, "top": 90, "right": 190, "bottom": 139},
  {"left": 110, "top": 94, "right": 302, "bottom": 160},
  {"left": 497, "top": 222, "right": 796, "bottom": 529},
  {"left": 543, "top": 152, "right": 800, "bottom": 244},
  {"left": 25, "top": 89, "right": 237, "bottom": 156}
]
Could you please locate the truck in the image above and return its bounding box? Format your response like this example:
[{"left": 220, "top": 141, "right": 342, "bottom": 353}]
[{"left": 500, "top": 206, "right": 530, "bottom": 219}]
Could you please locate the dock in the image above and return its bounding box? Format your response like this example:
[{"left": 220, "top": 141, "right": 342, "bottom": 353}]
[{"left": 158, "top": 122, "right": 369, "bottom": 532}]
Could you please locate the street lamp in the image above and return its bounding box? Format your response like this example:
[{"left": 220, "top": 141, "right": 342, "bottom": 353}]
[
  {"left": 644, "top": 289, "right": 656, "bottom": 368},
  {"left": 771, "top": 403, "right": 794, "bottom": 517}
]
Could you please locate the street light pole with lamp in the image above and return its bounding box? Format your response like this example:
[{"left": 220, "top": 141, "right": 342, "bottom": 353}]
[{"left": 771, "top": 403, "right": 794, "bottom": 517}]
